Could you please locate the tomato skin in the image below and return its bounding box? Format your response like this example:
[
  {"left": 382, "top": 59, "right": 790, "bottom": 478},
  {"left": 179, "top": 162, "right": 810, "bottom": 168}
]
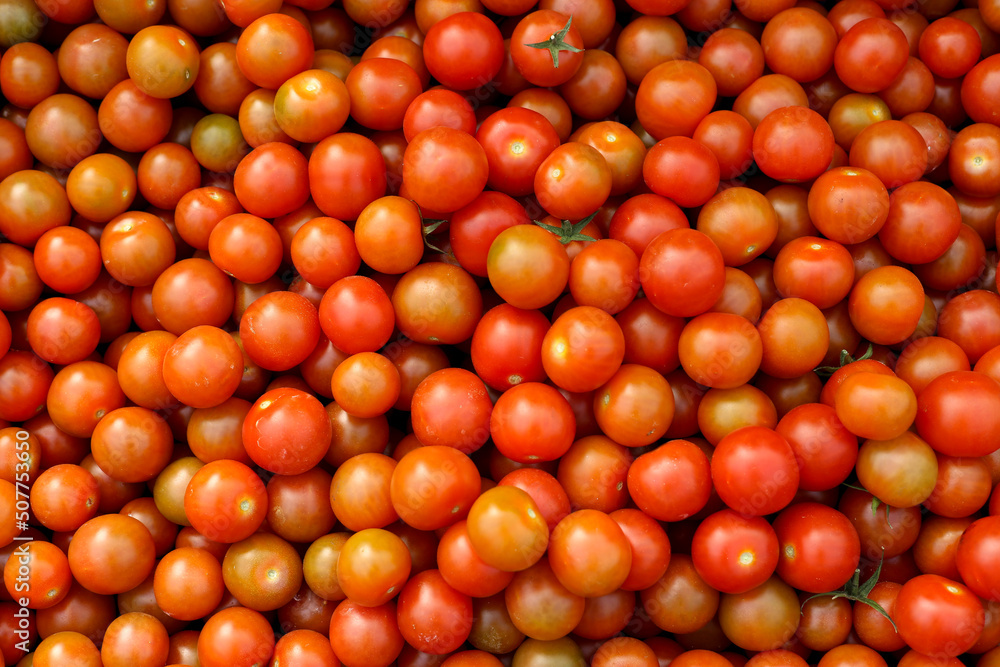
[
  {"left": 773, "top": 236, "right": 855, "bottom": 310},
  {"left": 392, "top": 263, "right": 484, "bottom": 346},
  {"left": 183, "top": 459, "right": 267, "bottom": 544},
  {"left": 345, "top": 58, "right": 423, "bottom": 132},
  {"left": 270, "top": 629, "right": 340, "bottom": 667},
  {"left": 3, "top": 540, "right": 71, "bottom": 610},
  {"left": 752, "top": 106, "right": 835, "bottom": 183},
  {"left": 547, "top": 509, "right": 632, "bottom": 598},
  {"left": 18, "top": 6, "right": 1000, "bottom": 659},
  {"left": 336, "top": 528, "right": 411, "bottom": 608},
  {"left": 775, "top": 403, "right": 859, "bottom": 491},
  {"left": 717, "top": 575, "right": 801, "bottom": 652},
  {"left": 557, "top": 435, "right": 632, "bottom": 513},
  {"left": 329, "top": 600, "right": 404, "bottom": 667},
  {"left": 643, "top": 136, "right": 720, "bottom": 209},
  {"left": 153, "top": 547, "right": 224, "bottom": 622},
  {"left": 239, "top": 291, "right": 321, "bottom": 372},
  {"left": 894, "top": 574, "right": 984, "bottom": 657},
  {"left": 487, "top": 224, "right": 570, "bottom": 310},
  {"left": 319, "top": 276, "right": 394, "bottom": 355},
  {"left": 956, "top": 515, "right": 1000, "bottom": 601},
  {"left": 242, "top": 388, "right": 332, "bottom": 475},
  {"left": 423, "top": 11, "right": 504, "bottom": 90},
  {"left": 410, "top": 368, "right": 493, "bottom": 455},
  {"left": 772, "top": 503, "right": 861, "bottom": 594},
  {"left": 32, "top": 631, "right": 103, "bottom": 667},
  {"left": 466, "top": 485, "right": 549, "bottom": 574},
  {"left": 331, "top": 352, "right": 401, "bottom": 419},
  {"left": 939, "top": 290, "right": 1000, "bottom": 364},
  {"left": 915, "top": 370, "right": 1000, "bottom": 458},
  {"left": 504, "top": 556, "right": 586, "bottom": 641},
  {"left": 879, "top": 181, "right": 962, "bottom": 264},
  {"left": 308, "top": 132, "right": 387, "bottom": 222},
  {"left": 390, "top": 445, "right": 482, "bottom": 532},
  {"left": 627, "top": 439, "right": 712, "bottom": 522},
  {"left": 402, "top": 126, "right": 490, "bottom": 214},
  {"left": 609, "top": 508, "right": 671, "bottom": 592},
  {"left": 834, "top": 18, "right": 909, "bottom": 93},
  {"left": 678, "top": 312, "right": 763, "bottom": 390},
  {"left": 198, "top": 606, "right": 275, "bottom": 667},
  {"left": 90, "top": 406, "right": 173, "bottom": 484},
  {"left": 848, "top": 265, "right": 926, "bottom": 346},
  {"left": 691, "top": 509, "right": 779, "bottom": 595},
  {"left": 510, "top": 10, "right": 585, "bottom": 87},
  {"left": 808, "top": 166, "right": 890, "bottom": 245},
  {"left": 396, "top": 569, "right": 473, "bottom": 655},
  {"left": 593, "top": 363, "right": 674, "bottom": 447},
  {"left": 67, "top": 514, "right": 156, "bottom": 596},
  {"left": 438, "top": 519, "right": 516, "bottom": 598},
  {"left": 476, "top": 108, "right": 561, "bottom": 198},
  {"left": 449, "top": 192, "right": 533, "bottom": 277},
  {"left": 640, "top": 228, "right": 726, "bottom": 318},
  {"left": 541, "top": 306, "right": 626, "bottom": 394},
  {"left": 26, "top": 297, "right": 101, "bottom": 366},
  {"left": 491, "top": 382, "right": 576, "bottom": 463},
  {"left": 711, "top": 426, "right": 800, "bottom": 517},
  {"left": 534, "top": 141, "right": 613, "bottom": 221},
  {"left": 849, "top": 120, "right": 929, "bottom": 190},
  {"left": 470, "top": 304, "right": 548, "bottom": 392},
  {"left": 635, "top": 59, "right": 717, "bottom": 140},
  {"left": 162, "top": 325, "right": 242, "bottom": 409}
]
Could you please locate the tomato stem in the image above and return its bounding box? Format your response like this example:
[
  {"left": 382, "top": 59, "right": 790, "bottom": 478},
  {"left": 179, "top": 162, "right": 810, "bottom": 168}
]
[
  {"left": 412, "top": 201, "right": 453, "bottom": 258},
  {"left": 523, "top": 17, "right": 582, "bottom": 69},
  {"left": 842, "top": 482, "right": 893, "bottom": 528},
  {"left": 814, "top": 342, "right": 875, "bottom": 377},
  {"left": 803, "top": 551, "right": 898, "bottom": 632},
  {"left": 535, "top": 210, "right": 598, "bottom": 245}
]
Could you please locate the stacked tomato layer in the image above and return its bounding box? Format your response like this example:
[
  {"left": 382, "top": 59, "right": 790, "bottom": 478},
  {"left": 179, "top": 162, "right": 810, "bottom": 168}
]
[{"left": 4, "top": 0, "right": 1000, "bottom": 665}]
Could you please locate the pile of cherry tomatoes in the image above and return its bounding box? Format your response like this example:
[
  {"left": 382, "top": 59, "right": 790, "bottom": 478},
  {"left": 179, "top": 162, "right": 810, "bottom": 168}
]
[{"left": 5, "top": 0, "right": 1000, "bottom": 665}]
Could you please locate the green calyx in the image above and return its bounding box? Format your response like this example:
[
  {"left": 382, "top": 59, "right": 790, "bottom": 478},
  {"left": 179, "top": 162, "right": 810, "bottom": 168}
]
[
  {"left": 535, "top": 210, "right": 598, "bottom": 245},
  {"left": 802, "top": 551, "right": 898, "bottom": 633},
  {"left": 814, "top": 342, "right": 875, "bottom": 377},
  {"left": 523, "top": 17, "right": 582, "bottom": 69}
]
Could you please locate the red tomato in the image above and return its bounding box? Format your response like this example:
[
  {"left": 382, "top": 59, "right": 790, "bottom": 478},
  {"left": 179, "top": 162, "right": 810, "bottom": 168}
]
[
  {"left": 635, "top": 60, "right": 717, "bottom": 140},
  {"left": 711, "top": 426, "right": 800, "bottom": 516},
  {"left": 772, "top": 502, "right": 861, "bottom": 594},
  {"left": 775, "top": 403, "right": 859, "bottom": 491},
  {"left": 402, "top": 127, "right": 489, "bottom": 214},
  {"left": 894, "top": 574, "right": 984, "bottom": 657},
  {"left": 753, "top": 106, "right": 835, "bottom": 183},
  {"left": 643, "top": 136, "right": 721, "bottom": 208},
  {"left": 627, "top": 439, "right": 712, "bottom": 522},
  {"left": 691, "top": 509, "right": 779, "bottom": 595},
  {"left": 422, "top": 12, "right": 504, "bottom": 90},
  {"left": 410, "top": 368, "right": 493, "bottom": 455},
  {"left": 916, "top": 370, "right": 1000, "bottom": 457},
  {"left": 541, "top": 306, "right": 625, "bottom": 394},
  {"left": 640, "top": 228, "right": 727, "bottom": 318},
  {"left": 318, "top": 276, "right": 394, "bottom": 355},
  {"left": 533, "top": 141, "right": 613, "bottom": 221},
  {"left": 510, "top": 10, "right": 585, "bottom": 87},
  {"left": 242, "top": 387, "right": 331, "bottom": 475},
  {"left": 390, "top": 446, "right": 481, "bottom": 532},
  {"left": 491, "top": 382, "right": 575, "bottom": 463},
  {"left": 470, "top": 304, "right": 548, "bottom": 392},
  {"left": 308, "top": 132, "right": 387, "bottom": 221},
  {"left": 466, "top": 485, "right": 549, "bottom": 573},
  {"left": 396, "top": 569, "right": 473, "bottom": 655}
]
